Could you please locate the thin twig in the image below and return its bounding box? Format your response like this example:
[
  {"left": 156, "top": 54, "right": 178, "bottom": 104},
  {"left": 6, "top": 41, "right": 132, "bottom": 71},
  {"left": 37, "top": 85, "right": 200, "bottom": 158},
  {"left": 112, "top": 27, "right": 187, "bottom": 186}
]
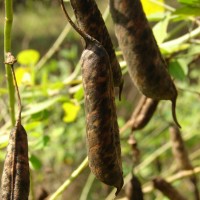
[
  {"left": 143, "top": 167, "right": 200, "bottom": 193},
  {"left": 48, "top": 157, "right": 88, "bottom": 200},
  {"left": 79, "top": 172, "right": 95, "bottom": 200}
]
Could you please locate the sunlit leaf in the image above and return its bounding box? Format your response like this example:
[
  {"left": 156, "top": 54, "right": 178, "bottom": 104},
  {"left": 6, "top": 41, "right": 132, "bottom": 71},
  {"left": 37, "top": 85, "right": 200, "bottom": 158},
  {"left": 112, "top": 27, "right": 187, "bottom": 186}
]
[
  {"left": 62, "top": 101, "right": 80, "bottom": 123},
  {"left": 0, "top": 135, "right": 8, "bottom": 149},
  {"left": 15, "top": 67, "right": 32, "bottom": 86},
  {"left": 29, "top": 154, "right": 42, "bottom": 170},
  {"left": 73, "top": 86, "right": 84, "bottom": 101},
  {"left": 141, "top": 0, "right": 165, "bottom": 16},
  {"left": 17, "top": 49, "right": 40, "bottom": 65},
  {"left": 153, "top": 14, "right": 170, "bottom": 44},
  {"left": 24, "top": 121, "right": 42, "bottom": 131}
]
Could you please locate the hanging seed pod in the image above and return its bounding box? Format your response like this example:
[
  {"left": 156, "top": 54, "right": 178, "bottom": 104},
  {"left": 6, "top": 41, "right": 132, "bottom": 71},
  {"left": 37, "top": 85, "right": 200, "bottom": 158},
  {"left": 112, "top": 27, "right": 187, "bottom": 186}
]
[
  {"left": 70, "top": 0, "right": 123, "bottom": 99},
  {"left": 1, "top": 53, "right": 30, "bottom": 200},
  {"left": 130, "top": 96, "right": 159, "bottom": 131},
  {"left": 125, "top": 175, "right": 144, "bottom": 200},
  {"left": 109, "top": 0, "right": 180, "bottom": 128},
  {"left": 128, "top": 134, "right": 140, "bottom": 164},
  {"left": 60, "top": 1, "right": 123, "bottom": 195},
  {"left": 169, "top": 125, "right": 200, "bottom": 200},
  {"left": 153, "top": 177, "right": 187, "bottom": 200}
]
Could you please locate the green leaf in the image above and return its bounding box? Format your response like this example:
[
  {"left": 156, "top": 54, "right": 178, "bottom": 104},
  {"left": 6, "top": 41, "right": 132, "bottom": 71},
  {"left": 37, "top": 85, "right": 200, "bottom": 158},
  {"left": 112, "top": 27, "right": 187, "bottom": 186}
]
[
  {"left": 174, "top": 6, "right": 200, "bottom": 16},
  {"left": 62, "top": 101, "right": 80, "bottom": 123},
  {"left": 22, "top": 96, "right": 62, "bottom": 117},
  {"left": 33, "top": 135, "right": 50, "bottom": 150},
  {"left": 24, "top": 121, "right": 42, "bottom": 131},
  {"left": 0, "top": 88, "right": 8, "bottom": 95},
  {"left": 0, "top": 135, "right": 8, "bottom": 149},
  {"left": 153, "top": 14, "right": 170, "bottom": 44},
  {"left": 29, "top": 154, "right": 42, "bottom": 170},
  {"left": 74, "top": 86, "right": 84, "bottom": 101},
  {"left": 17, "top": 49, "right": 40, "bottom": 65},
  {"left": 168, "top": 60, "right": 186, "bottom": 81},
  {"left": 178, "top": 0, "right": 200, "bottom": 7},
  {"left": 59, "top": 45, "right": 78, "bottom": 60}
]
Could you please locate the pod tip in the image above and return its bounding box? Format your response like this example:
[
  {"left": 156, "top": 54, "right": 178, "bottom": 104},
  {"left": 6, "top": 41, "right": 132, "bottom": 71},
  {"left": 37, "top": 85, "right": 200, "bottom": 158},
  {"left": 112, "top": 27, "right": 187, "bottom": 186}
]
[{"left": 171, "top": 99, "right": 181, "bottom": 129}]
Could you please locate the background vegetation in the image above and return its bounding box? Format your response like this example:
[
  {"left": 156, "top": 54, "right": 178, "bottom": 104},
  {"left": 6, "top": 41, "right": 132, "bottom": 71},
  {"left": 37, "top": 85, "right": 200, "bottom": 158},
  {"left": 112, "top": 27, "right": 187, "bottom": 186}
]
[{"left": 1, "top": 0, "right": 200, "bottom": 199}]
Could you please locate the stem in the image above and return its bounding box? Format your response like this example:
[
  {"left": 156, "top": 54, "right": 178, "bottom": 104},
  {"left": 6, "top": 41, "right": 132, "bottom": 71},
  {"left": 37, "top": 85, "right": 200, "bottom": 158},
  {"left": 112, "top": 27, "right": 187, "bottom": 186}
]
[
  {"left": 49, "top": 157, "right": 88, "bottom": 200},
  {"left": 4, "top": 0, "right": 15, "bottom": 125},
  {"left": 160, "top": 26, "right": 200, "bottom": 49},
  {"left": 143, "top": 167, "right": 200, "bottom": 193},
  {"left": 80, "top": 173, "right": 95, "bottom": 200},
  {"left": 10, "top": 65, "right": 21, "bottom": 122}
]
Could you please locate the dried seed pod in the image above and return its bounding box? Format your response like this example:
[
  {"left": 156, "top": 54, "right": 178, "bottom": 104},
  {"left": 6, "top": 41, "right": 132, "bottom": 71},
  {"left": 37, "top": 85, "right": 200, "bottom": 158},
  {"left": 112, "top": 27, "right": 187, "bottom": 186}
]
[
  {"left": 70, "top": 0, "right": 123, "bottom": 98},
  {"left": 125, "top": 175, "right": 144, "bottom": 200},
  {"left": 131, "top": 96, "right": 159, "bottom": 131},
  {"left": 60, "top": 0, "right": 123, "bottom": 195},
  {"left": 109, "top": 0, "right": 180, "bottom": 128},
  {"left": 153, "top": 177, "right": 187, "bottom": 200},
  {"left": 1, "top": 122, "right": 29, "bottom": 200},
  {"left": 1, "top": 53, "right": 30, "bottom": 200},
  {"left": 128, "top": 135, "right": 140, "bottom": 164},
  {"left": 169, "top": 125, "right": 200, "bottom": 200}
]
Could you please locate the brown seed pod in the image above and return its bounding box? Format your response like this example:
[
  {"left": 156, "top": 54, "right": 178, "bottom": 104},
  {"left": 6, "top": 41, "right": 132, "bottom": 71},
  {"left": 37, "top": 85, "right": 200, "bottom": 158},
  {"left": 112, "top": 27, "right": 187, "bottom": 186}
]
[
  {"left": 169, "top": 125, "right": 200, "bottom": 200},
  {"left": 131, "top": 96, "right": 159, "bottom": 131},
  {"left": 153, "top": 177, "right": 187, "bottom": 200},
  {"left": 125, "top": 175, "right": 144, "bottom": 200},
  {"left": 1, "top": 53, "right": 30, "bottom": 200},
  {"left": 60, "top": 0, "right": 123, "bottom": 195},
  {"left": 109, "top": 0, "right": 181, "bottom": 128},
  {"left": 70, "top": 0, "right": 123, "bottom": 98},
  {"left": 1, "top": 122, "right": 30, "bottom": 200}
]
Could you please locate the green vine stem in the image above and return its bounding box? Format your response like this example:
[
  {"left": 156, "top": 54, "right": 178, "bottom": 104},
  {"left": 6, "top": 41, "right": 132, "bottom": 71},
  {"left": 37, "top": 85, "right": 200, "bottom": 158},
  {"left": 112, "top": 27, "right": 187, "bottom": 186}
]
[
  {"left": 49, "top": 157, "right": 88, "bottom": 200},
  {"left": 80, "top": 172, "right": 95, "bottom": 200},
  {"left": 4, "top": 0, "right": 15, "bottom": 125}
]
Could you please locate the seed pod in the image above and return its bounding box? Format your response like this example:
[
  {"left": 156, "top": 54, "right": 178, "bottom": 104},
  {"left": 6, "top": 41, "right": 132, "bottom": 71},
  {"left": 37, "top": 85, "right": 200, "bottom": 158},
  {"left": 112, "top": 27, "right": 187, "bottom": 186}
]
[
  {"left": 109, "top": 0, "right": 180, "bottom": 128},
  {"left": 128, "top": 135, "right": 140, "bottom": 164},
  {"left": 153, "top": 177, "right": 187, "bottom": 200},
  {"left": 70, "top": 0, "right": 123, "bottom": 98},
  {"left": 169, "top": 125, "right": 200, "bottom": 200},
  {"left": 131, "top": 96, "right": 159, "bottom": 131},
  {"left": 1, "top": 122, "right": 30, "bottom": 200},
  {"left": 1, "top": 53, "right": 30, "bottom": 200},
  {"left": 60, "top": 0, "right": 123, "bottom": 195},
  {"left": 82, "top": 46, "right": 123, "bottom": 195},
  {"left": 125, "top": 175, "right": 144, "bottom": 200}
]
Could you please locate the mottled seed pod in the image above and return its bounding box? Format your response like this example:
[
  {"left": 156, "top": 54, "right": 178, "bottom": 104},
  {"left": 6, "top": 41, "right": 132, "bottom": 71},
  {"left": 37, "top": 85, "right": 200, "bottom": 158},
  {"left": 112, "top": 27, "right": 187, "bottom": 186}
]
[
  {"left": 153, "top": 177, "right": 187, "bottom": 200},
  {"left": 1, "top": 53, "right": 30, "bottom": 200},
  {"left": 125, "top": 175, "right": 144, "bottom": 200},
  {"left": 70, "top": 0, "right": 123, "bottom": 98},
  {"left": 131, "top": 96, "right": 159, "bottom": 131},
  {"left": 82, "top": 45, "right": 123, "bottom": 194},
  {"left": 1, "top": 122, "right": 30, "bottom": 200},
  {"left": 60, "top": 0, "right": 123, "bottom": 195},
  {"left": 109, "top": 0, "right": 180, "bottom": 128}
]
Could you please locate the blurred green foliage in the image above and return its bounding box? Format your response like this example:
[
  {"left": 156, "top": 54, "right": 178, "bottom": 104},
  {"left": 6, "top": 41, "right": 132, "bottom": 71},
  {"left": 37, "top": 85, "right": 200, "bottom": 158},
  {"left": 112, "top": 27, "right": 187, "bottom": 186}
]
[{"left": 1, "top": 0, "right": 200, "bottom": 200}]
